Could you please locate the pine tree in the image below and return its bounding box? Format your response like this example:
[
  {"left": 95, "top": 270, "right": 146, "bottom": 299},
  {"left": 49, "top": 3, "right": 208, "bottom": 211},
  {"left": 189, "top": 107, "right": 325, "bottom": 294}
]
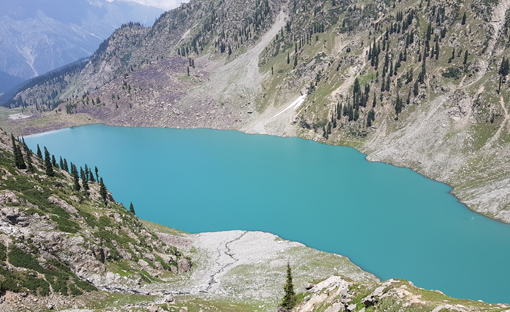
[
  {"left": 51, "top": 155, "right": 58, "bottom": 168},
  {"left": 89, "top": 168, "right": 96, "bottom": 182},
  {"left": 129, "top": 202, "right": 136, "bottom": 215},
  {"left": 80, "top": 167, "right": 89, "bottom": 191},
  {"left": 413, "top": 80, "right": 419, "bottom": 96},
  {"left": 462, "top": 12, "right": 466, "bottom": 25},
  {"left": 59, "top": 157, "right": 64, "bottom": 170},
  {"left": 84, "top": 164, "right": 89, "bottom": 179},
  {"left": 11, "top": 136, "right": 26, "bottom": 170},
  {"left": 36, "top": 144, "right": 42, "bottom": 158},
  {"left": 44, "top": 147, "right": 54, "bottom": 177},
  {"left": 63, "top": 159, "right": 69, "bottom": 173},
  {"left": 73, "top": 171, "right": 81, "bottom": 191},
  {"left": 281, "top": 263, "right": 297, "bottom": 309},
  {"left": 95, "top": 166, "right": 99, "bottom": 181},
  {"left": 99, "top": 178, "right": 107, "bottom": 203},
  {"left": 287, "top": 52, "right": 290, "bottom": 65},
  {"left": 499, "top": 57, "right": 509, "bottom": 77},
  {"left": 463, "top": 50, "right": 468, "bottom": 65},
  {"left": 27, "top": 150, "right": 35, "bottom": 173}
]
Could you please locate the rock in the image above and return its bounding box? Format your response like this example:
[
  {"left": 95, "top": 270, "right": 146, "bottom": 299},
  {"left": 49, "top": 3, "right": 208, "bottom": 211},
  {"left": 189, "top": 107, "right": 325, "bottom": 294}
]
[
  {"left": 177, "top": 258, "right": 192, "bottom": 273},
  {"left": 138, "top": 259, "right": 149, "bottom": 268},
  {"left": 0, "top": 190, "right": 20, "bottom": 205},
  {"left": 143, "top": 252, "right": 155, "bottom": 261},
  {"left": 0, "top": 207, "right": 29, "bottom": 226},
  {"left": 119, "top": 249, "right": 133, "bottom": 260},
  {"left": 325, "top": 302, "right": 345, "bottom": 312},
  {"left": 346, "top": 304, "right": 357, "bottom": 312},
  {"left": 47, "top": 304, "right": 54, "bottom": 310},
  {"left": 163, "top": 295, "right": 174, "bottom": 303},
  {"left": 362, "top": 285, "right": 385, "bottom": 306},
  {"left": 47, "top": 196, "right": 78, "bottom": 214}
]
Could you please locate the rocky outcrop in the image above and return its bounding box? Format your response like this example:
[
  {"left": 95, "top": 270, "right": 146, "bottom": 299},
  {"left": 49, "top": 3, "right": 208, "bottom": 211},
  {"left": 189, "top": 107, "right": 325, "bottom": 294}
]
[
  {"left": 294, "top": 276, "right": 510, "bottom": 312},
  {"left": 47, "top": 196, "right": 78, "bottom": 214}
]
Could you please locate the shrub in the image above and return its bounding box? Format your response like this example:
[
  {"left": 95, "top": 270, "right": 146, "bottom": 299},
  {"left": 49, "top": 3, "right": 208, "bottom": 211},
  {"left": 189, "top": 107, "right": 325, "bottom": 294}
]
[
  {"left": 8, "top": 247, "right": 44, "bottom": 271},
  {"left": 0, "top": 242, "right": 6, "bottom": 261}
]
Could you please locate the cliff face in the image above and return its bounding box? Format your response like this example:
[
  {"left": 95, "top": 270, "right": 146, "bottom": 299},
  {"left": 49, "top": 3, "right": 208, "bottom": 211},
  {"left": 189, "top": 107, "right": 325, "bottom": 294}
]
[{"left": 4, "top": 0, "right": 510, "bottom": 225}]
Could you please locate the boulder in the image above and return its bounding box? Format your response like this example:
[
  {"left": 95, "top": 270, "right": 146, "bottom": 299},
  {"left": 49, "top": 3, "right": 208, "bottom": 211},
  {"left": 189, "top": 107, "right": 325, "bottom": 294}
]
[
  {"left": 177, "top": 258, "right": 192, "bottom": 273},
  {"left": 0, "top": 207, "right": 29, "bottom": 226},
  {"left": 163, "top": 295, "right": 174, "bottom": 303},
  {"left": 0, "top": 190, "right": 20, "bottom": 205}
]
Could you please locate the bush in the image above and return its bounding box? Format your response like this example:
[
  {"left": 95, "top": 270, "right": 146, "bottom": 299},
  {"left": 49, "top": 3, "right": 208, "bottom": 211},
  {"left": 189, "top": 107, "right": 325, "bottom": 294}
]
[
  {"left": 442, "top": 67, "right": 463, "bottom": 79},
  {"left": 8, "top": 247, "right": 44, "bottom": 271},
  {"left": 69, "top": 282, "right": 83, "bottom": 296},
  {"left": 0, "top": 242, "right": 6, "bottom": 261},
  {"left": 51, "top": 215, "right": 80, "bottom": 233},
  {"left": 73, "top": 277, "right": 97, "bottom": 292}
]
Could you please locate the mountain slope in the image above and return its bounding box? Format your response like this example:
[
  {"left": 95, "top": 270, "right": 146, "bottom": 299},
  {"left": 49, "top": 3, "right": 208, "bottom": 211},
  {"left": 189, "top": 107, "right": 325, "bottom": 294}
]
[
  {"left": 4, "top": 0, "right": 510, "bottom": 224},
  {"left": 0, "top": 0, "right": 164, "bottom": 79}
]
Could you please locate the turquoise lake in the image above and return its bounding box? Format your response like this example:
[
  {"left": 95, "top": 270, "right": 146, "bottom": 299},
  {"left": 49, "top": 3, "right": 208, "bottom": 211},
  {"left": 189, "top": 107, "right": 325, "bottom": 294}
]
[{"left": 25, "top": 124, "right": 510, "bottom": 304}]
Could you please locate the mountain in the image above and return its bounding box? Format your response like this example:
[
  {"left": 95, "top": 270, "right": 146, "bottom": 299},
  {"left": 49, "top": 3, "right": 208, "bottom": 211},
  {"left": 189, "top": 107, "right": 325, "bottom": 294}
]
[
  {"left": 0, "top": 71, "right": 25, "bottom": 94},
  {"left": 0, "top": 0, "right": 164, "bottom": 80},
  {"left": 3, "top": 0, "right": 510, "bottom": 226}
]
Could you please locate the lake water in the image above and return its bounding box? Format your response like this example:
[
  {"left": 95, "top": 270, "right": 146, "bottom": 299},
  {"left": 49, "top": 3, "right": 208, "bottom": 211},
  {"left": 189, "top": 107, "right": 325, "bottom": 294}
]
[{"left": 26, "top": 124, "right": 510, "bottom": 304}]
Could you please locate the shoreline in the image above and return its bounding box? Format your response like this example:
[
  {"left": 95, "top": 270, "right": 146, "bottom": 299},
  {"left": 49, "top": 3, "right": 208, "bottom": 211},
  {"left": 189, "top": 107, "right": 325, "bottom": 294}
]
[{"left": 15, "top": 120, "right": 506, "bottom": 227}]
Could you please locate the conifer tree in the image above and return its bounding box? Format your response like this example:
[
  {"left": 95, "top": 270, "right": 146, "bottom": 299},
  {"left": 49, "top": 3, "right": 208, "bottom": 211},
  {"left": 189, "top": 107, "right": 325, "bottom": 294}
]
[
  {"left": 463, "top": 50, "right": 468, "bottom": 65},
  {"left": 89, "top": 168, "right": 96, "bottom": 182},
  {"left": 36, "top": 144, "right": 42, "bottom": 158},
  {"left": 129, "top": 202, "right": 136, "bottom": 215},
  {"left": 44, "top": 147, "right": 54, "bottom": 177},
  {"left": 499, "top": 57, "right": 509, "bottom": 77},
  {"left": 59, "top": 157, "right": 64, "bottom": 170},
  {"left": 51, "top": 155, "right": 58, "bottom": 168},
  {"left": 287, "top": 52, "right": 290, "bottom": 65},
  {"left": 99, "top": 178, "right": 107, "bottom": 203},
  {"left": 73, "top": 171, "right": 81, "bottom": 191},
  {"left": 11, "top": 136, "right": 26, "bottom": 170},
  {"left": 63, "top": 159, "right": 69, "bottom": 173},
  {"left": 281, "top": 263, "right": 297, "bottom": 309},
  {"left": 27, "top": 151, "right": 34, "bottom": 173},
  {"left": 413, "top": 80, "right": 419, "bottom": 96},
  {"left": 80, "top": 167, "right": 89, "bottom": 191},
  {"left": 462, "top": 12, "right": 466, "bottom": 25},
  {"left": 95, "top": 166, "right": 99, "bottom": 181}
]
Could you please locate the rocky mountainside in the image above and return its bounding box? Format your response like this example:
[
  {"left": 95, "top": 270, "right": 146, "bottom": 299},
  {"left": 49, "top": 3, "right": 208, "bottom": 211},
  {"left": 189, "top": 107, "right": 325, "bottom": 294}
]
[
  {"left": 0, "top": 128, "right": 194, "bottom": 310},
  {"left": 0, "top": 0, "right": 163, "bottom": 80},
  {"left": 3, "top": 0, "right": 510, "bottom": 225}
]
